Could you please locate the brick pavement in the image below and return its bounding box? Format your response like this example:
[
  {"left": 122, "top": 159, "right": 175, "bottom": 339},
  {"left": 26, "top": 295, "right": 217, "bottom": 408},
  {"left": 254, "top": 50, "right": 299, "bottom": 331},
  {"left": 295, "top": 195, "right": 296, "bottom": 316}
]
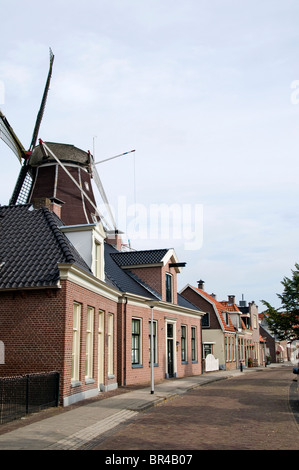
[
  {"left": 93, "top": 367, "right": 299, "bottom": 451},
  {"left": 0, "top": 364, "right": 297, "bottom": 450}
]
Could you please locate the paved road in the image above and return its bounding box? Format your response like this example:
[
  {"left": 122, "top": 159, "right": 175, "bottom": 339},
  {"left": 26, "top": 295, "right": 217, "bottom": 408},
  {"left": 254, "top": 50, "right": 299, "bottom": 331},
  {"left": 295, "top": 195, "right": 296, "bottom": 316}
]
[{"left": 93, "top": 368, "right": 299, "bottom": 451}]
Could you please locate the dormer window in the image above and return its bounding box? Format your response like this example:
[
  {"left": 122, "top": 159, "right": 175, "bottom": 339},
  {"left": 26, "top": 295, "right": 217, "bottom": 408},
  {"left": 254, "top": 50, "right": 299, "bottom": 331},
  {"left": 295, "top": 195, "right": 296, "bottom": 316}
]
[{"left": 166, "top": 273, "right": 173, "bottom": 302}]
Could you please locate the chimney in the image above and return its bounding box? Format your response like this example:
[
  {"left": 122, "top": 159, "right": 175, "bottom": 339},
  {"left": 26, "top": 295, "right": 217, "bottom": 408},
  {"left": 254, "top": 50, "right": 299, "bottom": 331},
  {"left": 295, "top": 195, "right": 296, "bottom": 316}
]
[
  {"left": 49, "top": 197, "right": 64, "bottom": 219},
  {"left": 106, "top": 230, "right": 123, "bottom": 251},
  {"left": 211, "top": 293, "right": 217, "bottom": 299},
  {"left": 32, "top": 197, "right": 64, "bottom": 219},
  {"left": 228, "top": 295, "right": 235, "bottom": 305},
  {"left": 239, "top": 294, "right": 247, "bottom": 307},
  {"left": 197, "top": 280, "right": 205, "bottom": 290},
  {"left": 32, "top": 197, "right": 51, "bottom": 210}
]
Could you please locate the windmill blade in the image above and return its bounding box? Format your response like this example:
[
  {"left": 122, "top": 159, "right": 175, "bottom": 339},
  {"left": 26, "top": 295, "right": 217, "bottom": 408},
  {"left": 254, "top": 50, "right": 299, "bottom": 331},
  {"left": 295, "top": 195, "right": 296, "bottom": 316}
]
[
  {"left": 91, "top": 161, "right": 117, "bottom": 230},
  {"left": 40, "top": 140, "right": 114, "bottom": 231},
  {"left": 29, "top": 48, "right": 54, "bottom": 152},
  {"left": 9, "top": 162, "right": 33, "bottom": 205},
  {"left": 94, "top": 149, "right": 135, "bottom": 165},
  {"left": 0, "top": 109, "right": 26, "bottom": 162}
]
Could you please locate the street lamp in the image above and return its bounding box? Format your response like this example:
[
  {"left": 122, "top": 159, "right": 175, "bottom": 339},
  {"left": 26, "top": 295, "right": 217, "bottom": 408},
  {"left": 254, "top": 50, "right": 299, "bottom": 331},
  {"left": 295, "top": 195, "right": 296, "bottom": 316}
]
[{"left": 146, "top": 300, "right": 158, "bottom": 395}]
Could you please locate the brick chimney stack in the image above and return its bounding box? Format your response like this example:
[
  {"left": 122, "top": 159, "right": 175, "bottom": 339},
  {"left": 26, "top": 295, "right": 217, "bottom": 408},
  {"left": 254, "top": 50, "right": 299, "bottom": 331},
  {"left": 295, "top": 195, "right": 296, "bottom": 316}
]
[
  {"left": 197, "top": 280, "right": 205, "bottom": 290},
  {"left": 228, "top": 295, "right": 235, "bottom": 305},
  {"left": 106, "top": 230, "right": 123, "bottom": 251},
  {"left": 32, "top": 197, "right": 64, "bottom": 219}
]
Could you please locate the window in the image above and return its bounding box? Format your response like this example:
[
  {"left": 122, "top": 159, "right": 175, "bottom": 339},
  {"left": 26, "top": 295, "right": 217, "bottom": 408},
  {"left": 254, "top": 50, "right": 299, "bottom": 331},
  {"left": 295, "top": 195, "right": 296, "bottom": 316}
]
[
  {"left": 165, "top": 273, "right": 173, "bottom": 302},
  {"left": 95, "top": 241, "right": 102, "bottom": 278},
  {"left": 201, "top": 312, "right": 210, "bottom": 327},
  {"left": 253, "top": 314, "right": 257, "bottom": 329},
  {"left": 232, "top": 336, "right": 235, "bottom": 361},
  {"left": 108, "top": 313, "right": 114, "bottom": 376},
  {"left": 191, "top": 327, "right": 197, "bottom": 362},
  {"left": 85, "top": 307, "right": 94, "bottom": 379},
  {"left": 149, "top": 320, "right": 157, "bottom": 364},
  {"left": 181, "top": 325, "right": 187, "bottom": 362},
  {"left": 72, "top": 303, "right": 81, "bottom": 381},
  {"left": 203, "top": 343, "right": 212, "bottom": 358},
  {"left": 132, "top": 319, "right": 142, "bottom": 366},
  {"left": 98, "top": 310, "right": 104, "bottom": 386}
]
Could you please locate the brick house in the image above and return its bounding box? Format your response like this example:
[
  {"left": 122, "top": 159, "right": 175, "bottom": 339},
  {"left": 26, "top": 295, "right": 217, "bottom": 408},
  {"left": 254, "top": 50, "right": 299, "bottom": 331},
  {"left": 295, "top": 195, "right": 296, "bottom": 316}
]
[
  {"left": 180, "top": 281, "right": 237, "bottom": 371},
  {"left": 105, "top": 244, "right": 204, "bottom": 386},
  {"left": 0, "top": 203, "right": 204, "bottom": 406},
  {"left": 180, "top": 282, "right": 266, "bottom": 370}
]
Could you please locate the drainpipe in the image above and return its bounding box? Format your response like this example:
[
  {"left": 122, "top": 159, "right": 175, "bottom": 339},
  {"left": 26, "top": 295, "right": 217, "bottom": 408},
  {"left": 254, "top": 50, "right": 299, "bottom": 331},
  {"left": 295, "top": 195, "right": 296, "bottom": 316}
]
[{"left": 123, "top": 296, "right": 128, "bottom": 386}]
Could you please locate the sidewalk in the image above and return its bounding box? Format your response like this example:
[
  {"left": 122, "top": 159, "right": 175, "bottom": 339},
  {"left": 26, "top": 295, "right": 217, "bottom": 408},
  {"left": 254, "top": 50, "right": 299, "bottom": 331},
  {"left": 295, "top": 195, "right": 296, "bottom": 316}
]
[{"left": 0, "top": 363, "right": 293, "bottom": 450}]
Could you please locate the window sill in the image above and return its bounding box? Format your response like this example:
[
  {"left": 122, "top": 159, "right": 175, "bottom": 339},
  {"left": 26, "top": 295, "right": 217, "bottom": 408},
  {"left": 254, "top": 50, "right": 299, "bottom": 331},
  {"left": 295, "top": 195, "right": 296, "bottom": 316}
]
[
  {"left": 71, "top": 380, "right": 82, "bottom": 388},
  {"left": 132, "top": 364, "right": 143, "bottom": 369},
  {"left": 192, "top": 360, "right": 198, "bottom": 364},
  {"left": 148, "top": 363, "right": 159, "bottom": 367},
  {"left": 85, "top": 378, "right": 95, "bottom": 385},
  {"left": 181, "top": 361, "right": 188, "bottom": 365}
]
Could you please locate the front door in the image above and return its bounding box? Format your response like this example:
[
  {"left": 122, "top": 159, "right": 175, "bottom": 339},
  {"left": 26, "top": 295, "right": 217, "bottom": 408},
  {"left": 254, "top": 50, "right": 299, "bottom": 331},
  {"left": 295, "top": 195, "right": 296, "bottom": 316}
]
[{"left": 167, "top": 323, "right": 174, "bottom": 378}]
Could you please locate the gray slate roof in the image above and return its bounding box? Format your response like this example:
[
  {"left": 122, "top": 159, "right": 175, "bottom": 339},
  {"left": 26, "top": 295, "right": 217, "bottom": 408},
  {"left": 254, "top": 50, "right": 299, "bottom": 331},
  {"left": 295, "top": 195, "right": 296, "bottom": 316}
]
[
  {"left": 0, "top": 204, "right": 91, "bottom": 289},
  {"left": 104, "top": 243, "right": 158, "bottom": 299},
  {"left": 110, "top": 249, "right": 169, "bottom": 267}
]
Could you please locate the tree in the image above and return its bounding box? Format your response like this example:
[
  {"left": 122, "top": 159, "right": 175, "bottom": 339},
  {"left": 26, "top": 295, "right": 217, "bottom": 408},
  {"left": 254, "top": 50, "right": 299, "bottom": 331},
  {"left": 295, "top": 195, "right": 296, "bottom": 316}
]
[{"left": 261, "top": 263, "right": 299, "bottom": 341}]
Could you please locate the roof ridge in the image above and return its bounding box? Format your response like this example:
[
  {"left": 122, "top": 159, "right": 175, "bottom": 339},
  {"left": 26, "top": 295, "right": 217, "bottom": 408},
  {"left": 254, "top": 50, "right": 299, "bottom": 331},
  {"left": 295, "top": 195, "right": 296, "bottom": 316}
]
[{"left": 41, "top": 208, "right": 76, "bottom": 264}]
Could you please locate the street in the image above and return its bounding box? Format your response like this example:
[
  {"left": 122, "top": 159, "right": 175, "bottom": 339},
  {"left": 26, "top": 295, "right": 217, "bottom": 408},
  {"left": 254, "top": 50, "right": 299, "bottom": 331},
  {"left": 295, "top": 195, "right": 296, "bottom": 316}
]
[{"left": 93, "top": 367, "right": 299, "bottom": 451}]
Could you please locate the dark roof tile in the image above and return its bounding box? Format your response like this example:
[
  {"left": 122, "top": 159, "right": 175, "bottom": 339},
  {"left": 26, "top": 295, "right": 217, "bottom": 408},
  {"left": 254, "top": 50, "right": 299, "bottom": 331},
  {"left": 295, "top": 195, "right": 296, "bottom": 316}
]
[
  {"left": 110, "top": 249, "right": 169, "bottom": 267},
  {"left": 0, "top": 204, "right": 91, "bottom": 289}
]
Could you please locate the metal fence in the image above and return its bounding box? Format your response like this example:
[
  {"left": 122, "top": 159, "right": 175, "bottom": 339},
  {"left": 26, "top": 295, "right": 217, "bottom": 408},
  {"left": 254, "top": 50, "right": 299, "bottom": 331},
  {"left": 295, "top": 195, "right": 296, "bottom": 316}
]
[{"left": 0, "top": 372, "right": 60, "bottom": 424}]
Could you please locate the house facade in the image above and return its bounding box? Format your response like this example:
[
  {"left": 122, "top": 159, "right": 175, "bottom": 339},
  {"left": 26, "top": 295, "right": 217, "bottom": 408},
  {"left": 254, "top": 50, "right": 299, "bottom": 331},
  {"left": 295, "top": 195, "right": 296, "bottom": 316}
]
[
  {"left": 180, "top": 282, "right": 237, "bottom": 371},
  {"left": 0, "top": 203, "right": 204, "bottom": 406},
  {"left": 180, "top": 282, "right": 265, "bottom": 370}
]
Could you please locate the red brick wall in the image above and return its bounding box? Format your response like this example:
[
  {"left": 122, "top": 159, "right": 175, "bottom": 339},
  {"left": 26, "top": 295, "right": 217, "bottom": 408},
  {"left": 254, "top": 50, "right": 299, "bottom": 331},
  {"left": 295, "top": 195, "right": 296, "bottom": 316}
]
[
  {"left": 129, "top": 262, "right": 178, "bottom": 304},
  {"left": 0, "top": 280, "right": 118, "bottom": 405},
  {"left": 0, "top": 289, "right": 65, "bottom": 378},
  {"left": 121, "top": 302, "right": 202, "bottom": 386}
]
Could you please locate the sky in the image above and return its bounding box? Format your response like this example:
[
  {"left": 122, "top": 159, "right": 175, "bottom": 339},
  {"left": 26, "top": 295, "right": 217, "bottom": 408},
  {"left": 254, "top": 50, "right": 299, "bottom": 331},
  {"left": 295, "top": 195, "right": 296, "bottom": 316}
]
[{"left": 1, "top": 0, "right": 299, "bottom": 310}]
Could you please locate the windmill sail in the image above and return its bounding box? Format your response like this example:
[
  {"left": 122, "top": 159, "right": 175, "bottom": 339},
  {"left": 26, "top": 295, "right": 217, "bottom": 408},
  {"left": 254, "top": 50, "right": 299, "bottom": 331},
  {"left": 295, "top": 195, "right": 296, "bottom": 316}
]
[
  {"left": 10, "top": 164, "right": 33, "bottom": 205},
  {"left": 29, "top": 48, "right": 54, "bottom": 152},
  {"left": 8, "top": 48, "right": 55, "bottom": 205},
  {"left": 0, "top": 110, "right": 26, "bottom": 162}
]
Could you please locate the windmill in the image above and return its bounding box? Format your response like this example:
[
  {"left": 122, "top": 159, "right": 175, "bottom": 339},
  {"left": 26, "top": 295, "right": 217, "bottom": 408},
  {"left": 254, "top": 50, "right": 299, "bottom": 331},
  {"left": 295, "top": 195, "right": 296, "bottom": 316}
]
[{"left": 0, "top": 49, "right": 134, "bottom": 232}]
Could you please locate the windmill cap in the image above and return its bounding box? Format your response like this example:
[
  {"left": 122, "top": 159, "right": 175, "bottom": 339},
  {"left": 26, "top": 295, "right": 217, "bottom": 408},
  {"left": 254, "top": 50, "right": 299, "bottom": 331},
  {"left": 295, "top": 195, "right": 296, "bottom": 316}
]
[{"left": 30, "top": 142, "right": 90, "bottom": 167}]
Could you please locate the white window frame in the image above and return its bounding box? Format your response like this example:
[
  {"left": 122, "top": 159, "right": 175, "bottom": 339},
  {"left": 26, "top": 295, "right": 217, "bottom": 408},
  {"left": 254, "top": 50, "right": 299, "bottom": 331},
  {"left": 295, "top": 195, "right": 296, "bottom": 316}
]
[
  {"left": 181, "top": 325, "right": 187, "bottom": 362},
  {"left": 72, "top": 302, "right": 81, "bottom": 382},
  {"left": 108, "top": 313, "right": 114, "bottom": 377},
  {"left": 85, "top": 306, "right": 94, "bottom": 380},
  {"left": 132, "top": 318, "right": 142, "bottom": 367},
  {"left": 149, "top": 320, "right": 157, "bottom": 365},
  {"left": 98, "top": 310, "right": 105, "bottom": 387},
  {"left": 191, "top": 326, "right": 197, "bottom": 362}
]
